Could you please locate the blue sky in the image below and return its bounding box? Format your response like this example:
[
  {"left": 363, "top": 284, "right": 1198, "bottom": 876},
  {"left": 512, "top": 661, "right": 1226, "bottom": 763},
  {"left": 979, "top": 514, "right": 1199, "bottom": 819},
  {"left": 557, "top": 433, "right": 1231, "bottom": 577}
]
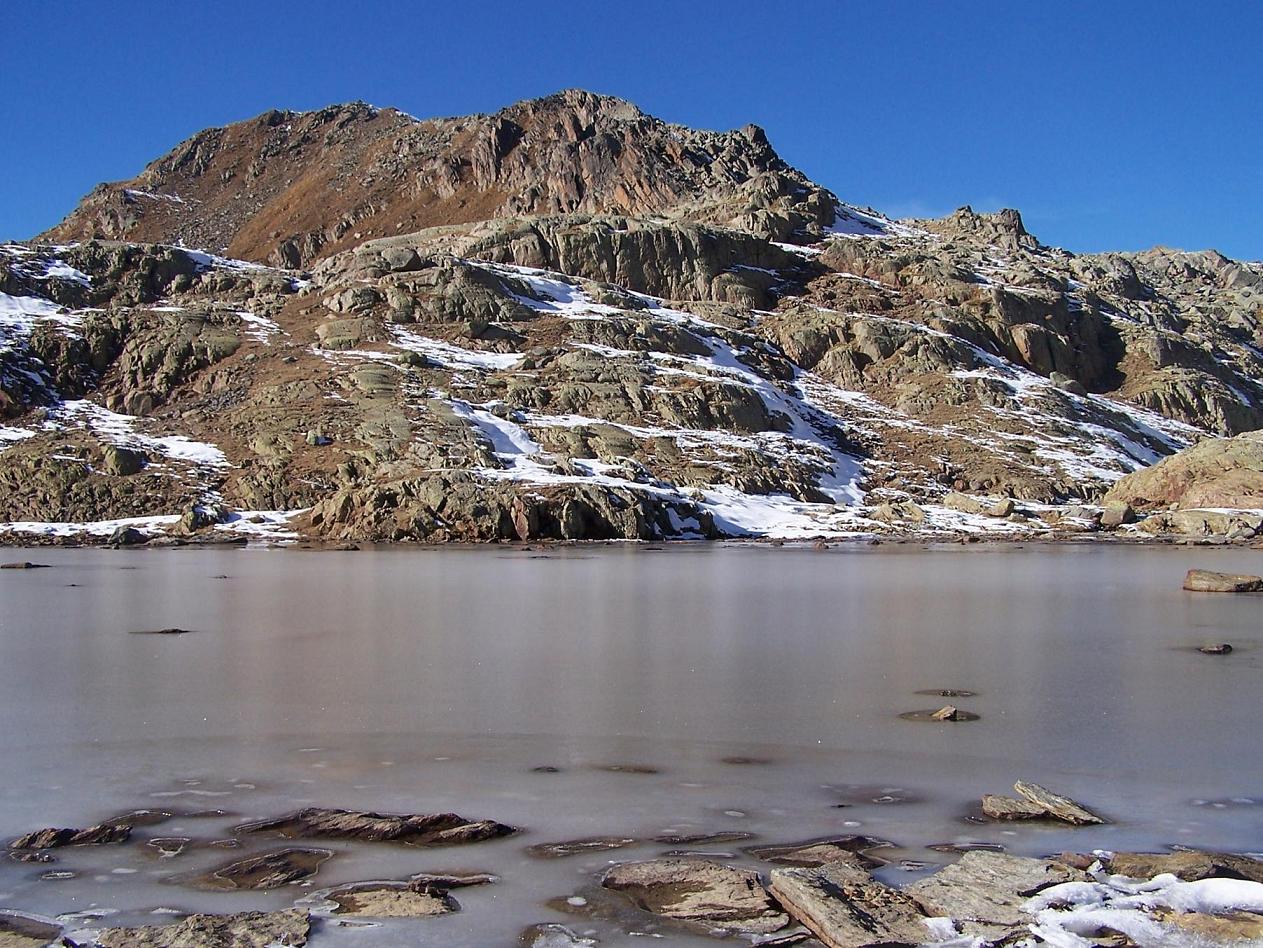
[{"left": 5, "top": 1, "right": 1260, "bottom": 259}]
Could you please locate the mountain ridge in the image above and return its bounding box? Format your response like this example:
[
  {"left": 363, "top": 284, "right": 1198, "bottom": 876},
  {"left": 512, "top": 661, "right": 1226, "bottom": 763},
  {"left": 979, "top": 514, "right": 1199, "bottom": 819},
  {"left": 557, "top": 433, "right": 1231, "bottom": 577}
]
[{"left": 4, "top": 90, "right": 1263, "bottom": 545}]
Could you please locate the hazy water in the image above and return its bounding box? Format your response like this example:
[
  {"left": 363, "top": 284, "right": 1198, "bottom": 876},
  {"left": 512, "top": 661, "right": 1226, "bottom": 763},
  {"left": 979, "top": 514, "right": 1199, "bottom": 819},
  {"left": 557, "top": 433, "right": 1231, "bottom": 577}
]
[{"left": 0, "top": 543, "right": 1261, "bottom": 945}]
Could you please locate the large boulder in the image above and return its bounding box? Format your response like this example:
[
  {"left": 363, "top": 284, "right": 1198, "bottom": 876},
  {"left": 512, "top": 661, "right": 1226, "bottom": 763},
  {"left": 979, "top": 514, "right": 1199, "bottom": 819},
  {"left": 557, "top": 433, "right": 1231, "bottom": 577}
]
[{"left": 1105, "top": 431, "right": 1263, "bottom": 511}]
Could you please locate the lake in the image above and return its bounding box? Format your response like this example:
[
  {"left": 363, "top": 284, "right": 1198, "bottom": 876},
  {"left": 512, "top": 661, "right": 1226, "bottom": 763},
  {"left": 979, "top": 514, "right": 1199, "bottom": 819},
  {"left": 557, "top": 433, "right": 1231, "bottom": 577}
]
[{"left": 0, "top": 543, "right": 1260, "bottom": 945}]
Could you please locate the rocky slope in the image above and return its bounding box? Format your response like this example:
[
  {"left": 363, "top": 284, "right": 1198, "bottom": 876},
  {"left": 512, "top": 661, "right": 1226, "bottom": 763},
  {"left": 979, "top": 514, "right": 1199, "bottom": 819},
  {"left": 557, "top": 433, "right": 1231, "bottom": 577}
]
[{"left": 4, "top": 91, "right": 1263, "bottom": 544}]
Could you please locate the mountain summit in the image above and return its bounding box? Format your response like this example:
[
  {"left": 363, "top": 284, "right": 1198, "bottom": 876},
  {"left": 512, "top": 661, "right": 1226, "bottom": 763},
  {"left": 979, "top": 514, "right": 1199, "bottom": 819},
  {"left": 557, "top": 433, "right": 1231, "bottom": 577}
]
[
  {"left": 43, "top": 90, "right": 837, "bottom": 268},
  {"left": 4, "top": 91, "right": 1263, "bottom": 545}
]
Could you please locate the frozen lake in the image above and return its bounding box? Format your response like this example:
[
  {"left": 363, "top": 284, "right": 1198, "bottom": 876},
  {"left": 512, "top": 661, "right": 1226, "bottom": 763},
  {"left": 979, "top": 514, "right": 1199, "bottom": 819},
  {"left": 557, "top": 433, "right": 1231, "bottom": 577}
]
[{"left": 0, "top": 543, "right": 1260, "bottom": 945}]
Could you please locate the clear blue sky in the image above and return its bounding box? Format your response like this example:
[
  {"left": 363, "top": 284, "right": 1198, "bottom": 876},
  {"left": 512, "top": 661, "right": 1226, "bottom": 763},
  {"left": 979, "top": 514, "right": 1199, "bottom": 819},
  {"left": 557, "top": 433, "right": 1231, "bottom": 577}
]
[{"left": 6, "top": 1, "right": 1261, "bottom": 259}]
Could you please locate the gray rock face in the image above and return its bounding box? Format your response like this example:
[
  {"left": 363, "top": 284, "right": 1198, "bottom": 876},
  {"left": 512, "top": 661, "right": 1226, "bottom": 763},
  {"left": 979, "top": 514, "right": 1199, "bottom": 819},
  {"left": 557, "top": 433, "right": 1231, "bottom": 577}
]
[
  {"left": 94, "top": 909, "right": 310, "bottom": 948},
  {"left": 768, "top": 859, "right": 929, "bottom": 948},
  {"left": 600, "top": 858, "right": 788, "bottom": 935}
]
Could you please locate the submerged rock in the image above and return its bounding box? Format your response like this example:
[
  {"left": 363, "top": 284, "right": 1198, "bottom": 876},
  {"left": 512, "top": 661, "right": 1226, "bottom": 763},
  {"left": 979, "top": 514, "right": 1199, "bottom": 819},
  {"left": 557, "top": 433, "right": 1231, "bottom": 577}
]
[
  {"left": 528, "top": 836, "right": 638, "bottom": 858},
  {"left": 234, "top": 807, "right": 518, "bottom": 846},
  {"left": 94, "top": 909, "right": 309, "bottom": 947},
  {"left": 519, "top": 923, "right": 598, "bottom": 947},
  {"left": 768, "top": 858, "right": 929, "bottom": 947},
  {"left": 744, "top": 835, "right": 893, "bottom": 869},
  {"left": 193, "top": 847, "right": 332, "bottom": 890},
  {"left": 600, "top": 858, "right": 788, "bottom": 934},
  {"left": 1183, "top": 569, "right": 1263, "bottom": 593}
]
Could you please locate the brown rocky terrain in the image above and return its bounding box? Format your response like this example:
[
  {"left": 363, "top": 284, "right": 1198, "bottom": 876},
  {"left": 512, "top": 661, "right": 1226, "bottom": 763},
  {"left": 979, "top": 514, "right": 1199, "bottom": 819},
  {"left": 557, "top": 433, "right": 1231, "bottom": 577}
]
[{"left": 4, "top": 91, "right": 1263, "bottom": 545}]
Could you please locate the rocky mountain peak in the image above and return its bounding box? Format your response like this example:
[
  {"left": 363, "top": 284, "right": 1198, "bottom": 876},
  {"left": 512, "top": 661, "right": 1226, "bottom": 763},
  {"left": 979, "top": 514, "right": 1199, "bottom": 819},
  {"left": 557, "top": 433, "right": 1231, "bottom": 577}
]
[
  {"left": 920, "top": 205, "right": 1038, "bottom": 251},
  {"left": 40, "top": 91, "right": 836, "bottom": 268}
]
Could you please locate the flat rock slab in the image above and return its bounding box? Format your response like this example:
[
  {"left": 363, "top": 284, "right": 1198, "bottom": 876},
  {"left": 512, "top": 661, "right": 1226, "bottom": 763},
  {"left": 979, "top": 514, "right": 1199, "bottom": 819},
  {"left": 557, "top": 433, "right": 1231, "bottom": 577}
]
[
  {"left": 1183, "top": 569, "right": 1263, "bottom": 592},
  {"left": 0, "top": 562, "right": 50, "bottom": 570},
  {"left": 235, "top": 807, "right": 518, "bottom": 846},
  {"left": 325, "top": 881, "right": 457, "bottom": 917},
  {"left": 601, "top": 858, "right": 788, "bottom": 934},
  {"left": 528, "top": 836, "right": 638, "bottom": 858},
  {"left": 409, "top": 870, "right": 498, "bottom": 888},
  {"left": 0, "top": 913, "right": 62, "bottom": 948},
  {"left": 908, "top": 852, "right": 1084, "bottom": 929},
  {"left": 768, "top": 860, "right": 929, "bottom": 948},
  {"left": 95, "top": 909, "right": 309, "bottom": 947},
  {"left": 745, "top": 835, "right": 892, "bottom": 868},
  {"left": 1103, "top": 850, "right": 1263, "bottom": 883},
  {"left": 1014, "top": 781, "right": 1104, "bottom": 825},
  {"left": 194, "top": 847, "right": 332, "bottom": 890}
]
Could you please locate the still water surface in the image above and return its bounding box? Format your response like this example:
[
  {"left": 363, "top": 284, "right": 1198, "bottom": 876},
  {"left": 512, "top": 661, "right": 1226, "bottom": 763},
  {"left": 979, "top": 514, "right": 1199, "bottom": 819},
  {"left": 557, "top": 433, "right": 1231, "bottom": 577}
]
[{"left": 0, "top": 543, "right": 1260, "bottom": 944}]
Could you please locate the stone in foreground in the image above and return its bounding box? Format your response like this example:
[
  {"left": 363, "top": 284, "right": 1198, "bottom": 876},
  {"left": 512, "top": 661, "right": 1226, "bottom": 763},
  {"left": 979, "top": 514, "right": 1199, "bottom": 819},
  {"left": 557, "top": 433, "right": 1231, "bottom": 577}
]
[
  {"left": 600, "top": 858, "right": 788, "bottom": 934},
  {"left": 906, "top": 851, "right": 1083, "bottom": 929},
  {"left": 0, "top": 913, "right": 62, "bottom": 948},
  {"left": 235, "top": 807, "right": 518, "bottom": 846},
  {"left": 768, "top": 859, "right": 929, "bottom": 948},
  {"left": 1183, "top": 569, "right": 1263, "bottom": 593},
  {"left": 94, "top": 909, "right": 309, "bottom": 947}
]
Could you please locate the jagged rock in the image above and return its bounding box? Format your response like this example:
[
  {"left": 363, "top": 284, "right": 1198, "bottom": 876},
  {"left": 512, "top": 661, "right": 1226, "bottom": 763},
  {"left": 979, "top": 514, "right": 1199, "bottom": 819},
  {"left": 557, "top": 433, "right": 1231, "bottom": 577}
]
[
  {"left": 768, "top": 859, "right": 929, "bottom": 947},
  {"left": 1183, "top": 569, "right": 1263, "bottom": 593},
  {"left": 94, "top": 909, "right": 309, "bottom": 947},
  {"left": 1012, "top": 781, "right": 1105, "bottom": 825},
  {"left": 527, "top": 837, "right": 638, "bottom": 858},
  {"left": 234, "top": 807, "right": 518, "bottom": 846},
  {"left": 193, "top": 847, "right": 332, "bottom": 889},
  {"left": 9, "top": 821, "right": 130, "bottom": 849},
  {"left": 600, "top": 858, "right": 788, "bottom": 934},
  {"left": 980, "top": 794, "right": 1048, "bottom": 821}
]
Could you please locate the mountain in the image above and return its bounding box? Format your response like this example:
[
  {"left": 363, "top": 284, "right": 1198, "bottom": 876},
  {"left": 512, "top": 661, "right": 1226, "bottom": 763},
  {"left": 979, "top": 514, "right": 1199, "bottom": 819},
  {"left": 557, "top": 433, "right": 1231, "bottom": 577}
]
[{"left": 3, "top": 91, "right": 1262, "bottom": 545}]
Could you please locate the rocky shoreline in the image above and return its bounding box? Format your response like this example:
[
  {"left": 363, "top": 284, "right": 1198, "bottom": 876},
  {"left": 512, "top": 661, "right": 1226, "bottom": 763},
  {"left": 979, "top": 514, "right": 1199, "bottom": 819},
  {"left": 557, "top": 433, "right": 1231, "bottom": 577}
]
[{"left": 3, "top": 789, "right": 1262, "bottom": 947}]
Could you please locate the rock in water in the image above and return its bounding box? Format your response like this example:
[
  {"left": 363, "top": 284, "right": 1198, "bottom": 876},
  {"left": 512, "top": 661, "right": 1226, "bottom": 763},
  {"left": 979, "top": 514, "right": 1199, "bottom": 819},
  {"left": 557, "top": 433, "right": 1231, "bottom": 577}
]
[
  {"left": 94, "top": 909, "right": 309, "bottom": 947},
  {"left": 0, "top": 562, "right": 50, "bottom": 570},
  {"left": 527, "top": 836, "right": 638, "bottom": 858},
  {"left": 744, "top": 836, "right": 892, "bottom": 868},
  {"left": 234, "top": 807, "right": 518, "bottom": 846},
  {"left": 1197, "top": 643, "right": 1234, "bottom": 654},
  {"left": 9, "top": 821, "right": 131, "bottom": 849},
  {"left": 1183, "top": 569, "right": 1263, "bottom": 593},
  {"left": 519, "top": 924, "right": 598, "bottom": 947},
  {"left": 980, "top": 794, "right": 1049, "bottom": 821},
  {"left": 600, "top": 858, "right": 788, "bottom": 934},
  {"left": 1012, "top": 781, "right": 1105, "bottom": 825},
  {"left": 930, "top": 705, "right": 960, "bottom": 721},
  {"left": 768, "top": 859, "right": 929, "bottom": 947},
  {"left": 193, "top": 847, "right": 332, "bottom": 890}
]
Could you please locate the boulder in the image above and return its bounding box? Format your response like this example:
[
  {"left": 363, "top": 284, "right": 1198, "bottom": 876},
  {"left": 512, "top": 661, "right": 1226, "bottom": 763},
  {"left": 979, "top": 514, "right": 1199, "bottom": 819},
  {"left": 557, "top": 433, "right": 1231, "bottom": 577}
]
[
  {"left": 1183, "top": 569, "right": 1263, "bottom": 593},
  {"left": 1013, "top": 781, "right": 1105, "bottom": 825},
  {"left": 102, "top": 445, "right": 148, "bottom": 476},
  {"left": 1105, "top": 431, "right": 1263, "bottom": 511},
  {"left": 600, "top": 858, "right": 788, "bottom": 934},
  {"left": 768, "top": 859, "right": 929, "bottom": 947},
  {"left": 109, "top": 525, "right": 147, "bottom": 546},
  {"left": 235, "top": 807, "right": 518, "bottom": 846},
  {"left": 94, "top": 909, "right": 309, "bottom": 948}
]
